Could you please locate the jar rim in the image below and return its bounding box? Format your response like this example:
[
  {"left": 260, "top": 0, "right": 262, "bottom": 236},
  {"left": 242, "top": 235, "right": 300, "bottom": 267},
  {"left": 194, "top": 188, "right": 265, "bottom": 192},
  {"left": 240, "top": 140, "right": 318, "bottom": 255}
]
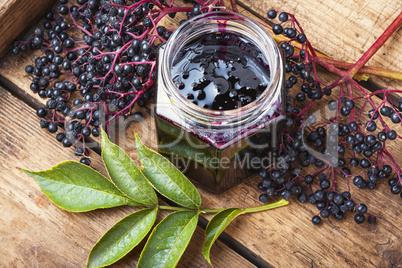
[{"left": 160, "top": 11, "right": 283, "bottom": 130}]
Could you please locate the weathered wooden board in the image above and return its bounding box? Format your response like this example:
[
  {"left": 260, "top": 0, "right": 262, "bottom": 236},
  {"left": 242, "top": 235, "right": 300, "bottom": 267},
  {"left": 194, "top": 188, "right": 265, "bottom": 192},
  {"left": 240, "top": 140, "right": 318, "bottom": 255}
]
[
  {"left": 237, "top": 0, "right": 402, "bottom": 92},
  {"left": 0, "top": 0, "right": 54, "bottom": 57},
  {"left": 196, "top": 69, "right": 402, "bottom": 268},
  {"left": 0, "top": 0, "right": 402, "bottom": 267},
  {"left": 0, "top": 86, "right": 252, "bottom": 267}
]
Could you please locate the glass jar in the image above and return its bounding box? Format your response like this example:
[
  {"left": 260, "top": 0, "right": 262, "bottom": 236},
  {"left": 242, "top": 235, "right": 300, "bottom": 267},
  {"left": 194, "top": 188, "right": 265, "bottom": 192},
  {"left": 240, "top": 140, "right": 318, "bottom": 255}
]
[{"left": 156, "top": 11, "right": 285, "bottom": 194}]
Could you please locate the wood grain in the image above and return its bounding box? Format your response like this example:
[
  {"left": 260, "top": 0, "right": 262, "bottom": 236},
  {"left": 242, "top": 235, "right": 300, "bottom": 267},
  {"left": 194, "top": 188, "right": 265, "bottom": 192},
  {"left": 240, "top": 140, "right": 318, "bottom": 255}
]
[
  {"left": 197, "top": 69, "right": 402, "bottom": 268},
  {"left": 236, "top": 0, "right": 402, "bottom": 91},
  {"left": 0, "top": 86, "right": 252, "bottom": 267},
  {"left": 0, "top": 1, "right": 401, "bottom": 267},
  {"left": 0, "top": 0, "right": 54, "bottom": 58}
]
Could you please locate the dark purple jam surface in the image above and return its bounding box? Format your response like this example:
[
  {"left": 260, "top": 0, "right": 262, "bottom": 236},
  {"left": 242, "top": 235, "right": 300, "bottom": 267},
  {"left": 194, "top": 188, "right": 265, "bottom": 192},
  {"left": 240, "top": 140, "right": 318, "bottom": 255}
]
[{"left": 171, "top": 33, "right": 270, "bottom": 111}]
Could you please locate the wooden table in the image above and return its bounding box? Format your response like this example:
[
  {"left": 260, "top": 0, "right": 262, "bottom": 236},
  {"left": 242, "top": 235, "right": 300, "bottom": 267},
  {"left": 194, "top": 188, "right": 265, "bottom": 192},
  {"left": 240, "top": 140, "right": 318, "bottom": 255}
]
[{"left": 0, "top": 0, "right": 401, "bottom": 267}]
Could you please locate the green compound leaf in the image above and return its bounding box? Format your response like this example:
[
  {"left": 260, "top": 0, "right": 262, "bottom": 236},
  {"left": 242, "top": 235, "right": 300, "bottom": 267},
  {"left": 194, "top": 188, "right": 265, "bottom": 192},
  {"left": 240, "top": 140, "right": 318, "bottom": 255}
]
[
  {"left": 87, "top": 208, "right": 157, "bottom": 268},
  {"left": 22, "top": 161, "right": 141, "bottom": 212},
  {"left": 101, "top": 129, "right": 157, "bottom": 206},
  {"left": 203, "top": 208, "right": 244, "bottom": 264},
  {"left": 138, "top": 211, "right": 199, "bottom": 268},
  {"left": 135, "top": 133, "right": 201, "bottom": 209}
]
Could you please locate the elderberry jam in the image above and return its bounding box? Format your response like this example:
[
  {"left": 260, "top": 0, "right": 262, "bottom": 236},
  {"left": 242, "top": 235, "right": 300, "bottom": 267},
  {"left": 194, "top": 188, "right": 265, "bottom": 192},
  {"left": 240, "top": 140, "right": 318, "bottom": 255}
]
[
  {"left": 171, "top": 33, "right": 270, "bottom": 111},
  {"left": 156, "top": 12, "right": 285, "bottom": 193}
]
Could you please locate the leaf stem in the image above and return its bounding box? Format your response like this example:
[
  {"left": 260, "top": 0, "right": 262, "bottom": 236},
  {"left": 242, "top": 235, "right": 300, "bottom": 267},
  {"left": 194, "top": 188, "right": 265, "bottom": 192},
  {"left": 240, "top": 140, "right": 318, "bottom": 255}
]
[
  {"left": 158, "top": 205, "right": 194, "bottom": 211},
  {"left": 201, "top": 208, "right": 227, "bottom": 213},
  {"left": 159, "top": 200, "right": 289, "bottom": 214},
  {"left": 242, "top": 199, "right": 289, "bottom": 213}
]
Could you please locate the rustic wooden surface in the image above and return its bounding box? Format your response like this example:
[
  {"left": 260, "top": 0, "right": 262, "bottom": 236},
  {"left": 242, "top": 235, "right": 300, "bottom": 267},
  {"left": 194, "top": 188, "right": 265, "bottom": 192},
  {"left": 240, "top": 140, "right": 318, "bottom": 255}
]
[
  {"left": 0, "top": 86, "right": 251, "bottom": 267},
  {"left": 0, "top": 0, "right": 401, "bottom": 267},
  {"left": 237, "top": 0, "right": 402, "bottom": 93},
  {"left": 0, "top": 0, "right": 54, "bottom": 57}
]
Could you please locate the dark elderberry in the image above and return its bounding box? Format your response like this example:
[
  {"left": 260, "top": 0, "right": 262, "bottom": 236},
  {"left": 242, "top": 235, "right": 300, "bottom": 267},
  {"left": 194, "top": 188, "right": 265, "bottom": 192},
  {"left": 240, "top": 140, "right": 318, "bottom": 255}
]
[
  {"left": 354, "top": 214, "right": 365, "bottom": 224},
  {"left": 349, "top": 121, "right": 358, "bottom": 132},
  {"left": 296, "top": 92, "right": 306, "bottom": 102},
  {"left": 298, "top": 193, "right": 307, "bottom": 203},
  {"left": 272, "top": 24, "right": 283, "bottom": 35},
  {"left": 316, "top": 201, "right": 326, "bottom": 211},
  {"left": 345, "top": 200, "right": 355, "bottom": 210},
  {"left": 62, "top": 138, "right": 73, "bottom": 147},
  {"left": 387, "top": 130, "right": 397, "bottom": 140},
  {"left": 355, "top": 132, "right": 364, "bottom": 143},
  {"left": 356, "top": 204, "right": 367, "bottom": 214},
  {"left": 296, "top": 34, "right": 307, "bottom": 44},
  {"left": 391, "top": 184, "right": 401, "bottom": 195},
  {"left": 281, "top": 189, "right": 292, "bottom": 200},
  {"left": 312, "top": 215, "right": 321, "bottom": 225},
  {"left": 36, "top": 107, "right": 47, "bottom": 118},
  {"left": 344, "top": 100, "right": 354, "bottom": 109},
  {"left": 330, "top": 204, "right": 340, "bottom": 214},
  {"left": 314, "top": 190, "right": 325, "bottom": 201},
  {"left": 92, "top": 127, "right": 100, "bottom": 137},
  {"left": 319, "top": 179, "right": 330, "bottom": 190},
  {"left": 267, "top": 9, "right": 277, "bottom": 19},
  {"left": 320, "top": 209, "right": 330, "bottom": 218},
  {"left": 350, "top": 158, "right": 359, "bottom": 167},
  {"left": 326, "top": 191, "right": 335, "bottom": 202},
  {"left": 259, "top": 194, "right": 269, "bottom": 203},
  {"left": 380, "top": 106, "right": 392, "bottom": 116},
  {"left": 377, "top": 132, "right": 387, "bottom": 142},
  {"left": 353, "top": 175, "right": 364, "bottom": 187},
  {"left": 366, "top": 121, "right": 377, "bottom": 132},
  {"left": 307, "top": 194, "right": 317, "bottom": 204},
  {"left": 80, "top": 157, "right": 91, "bottom": 166},
  {"left": 48, "top": 123, "right": 58, "bottom": 133},
  {"left": 333, "top": 194, "right": 344, "bottom": 205},
  {"left": 388, "top": 177, "right": 398, "bottom": 187},
  {"left": 74, "top": 147, "right": 85, "bottom": 156},
  {"left": 365, "top": 135, "right": 376, "bottom": 145},
  {"left": 304, "top": 175, "right": 314, "bottom": 184},
  {"left": 368, "top": 109, "right": 379, "bottom": 119},
  {"left": 342, "top": 191, "right": 351, "bottom": 200},
  {"left": 278, "top": 12, "right": 289, "bottom": 22},
  {"left": 333, "top": 212, "right": 344, "bottom": 221},
  {"left": 266, "top": 186, "right": 276, "bottom": 196},
  {"left": 360, "top": 158, "right": 370, "bottom": 168},
  {"left": 56, "top": 133, "right": 66, "bottom": 142}
]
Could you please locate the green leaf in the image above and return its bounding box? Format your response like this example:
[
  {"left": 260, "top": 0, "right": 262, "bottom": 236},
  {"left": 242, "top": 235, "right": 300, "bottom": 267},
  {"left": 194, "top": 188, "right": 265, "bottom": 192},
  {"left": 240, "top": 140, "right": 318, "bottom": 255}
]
[
  {"left": 22, "top": 161, "right": 141, "bottom": 212},
  {"left": 101, "top": 129, "right": 157, "bottom": 206},
  {"left": 203, "top": 208, "right": 244, "bottom": 264},
  {"left": 87, "top": 208, "right": 157, "bottom": 268},
  {"left": 138, "top": 211, "right": 198, "bottom": 268},
  {"left": 135, "top": 133, "right": 201, "bottom": 209}
]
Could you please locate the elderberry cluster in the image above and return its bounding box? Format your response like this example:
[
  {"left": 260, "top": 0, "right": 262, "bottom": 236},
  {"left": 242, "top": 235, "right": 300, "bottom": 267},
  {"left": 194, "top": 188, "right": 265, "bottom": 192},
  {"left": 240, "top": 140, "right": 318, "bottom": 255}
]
[
  {"left": 256, "top": 9, "right": 402, "bottom": 226},
  {"left": 15, "top": 0, "right": 204, "bottom": 165}
]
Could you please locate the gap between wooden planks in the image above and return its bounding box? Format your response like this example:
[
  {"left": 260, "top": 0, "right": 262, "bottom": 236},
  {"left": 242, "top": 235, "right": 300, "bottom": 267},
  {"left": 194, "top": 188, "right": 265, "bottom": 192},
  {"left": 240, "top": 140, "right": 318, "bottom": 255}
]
[
  {"left": 0, "top": 0, "right": 402, "bottom": 267},
  {"left": 0, "top": 85, "right": 254, "bottom": 267},
  {"left": 0, "top": 0, "right": 54, "bottom": 57}
]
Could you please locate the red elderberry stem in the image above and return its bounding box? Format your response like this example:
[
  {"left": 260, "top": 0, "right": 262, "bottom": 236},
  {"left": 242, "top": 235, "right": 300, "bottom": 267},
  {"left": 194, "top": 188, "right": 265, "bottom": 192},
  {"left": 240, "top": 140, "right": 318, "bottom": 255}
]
[
  {"left": 228, "top": 0, "right": 238, "bottom": 13},
  {"left": 347, "top": 11, "right": 402, "bottom": 78},
  {"left": 317, "top": 57, "right": 402, "bottom": 80}
]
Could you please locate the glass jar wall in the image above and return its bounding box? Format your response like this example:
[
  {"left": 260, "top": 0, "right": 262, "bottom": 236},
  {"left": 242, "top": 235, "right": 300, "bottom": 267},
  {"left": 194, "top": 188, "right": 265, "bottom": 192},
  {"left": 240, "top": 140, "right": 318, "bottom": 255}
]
[{"left": 156, "top": 11, "right": 285, "bottom": 193}]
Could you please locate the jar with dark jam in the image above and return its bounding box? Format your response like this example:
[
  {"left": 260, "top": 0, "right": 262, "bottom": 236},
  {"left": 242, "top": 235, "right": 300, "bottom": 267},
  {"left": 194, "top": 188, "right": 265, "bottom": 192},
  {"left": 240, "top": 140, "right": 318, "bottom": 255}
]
[{"left": 156, "top": 12, "right": 285, "bottom": 194}]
